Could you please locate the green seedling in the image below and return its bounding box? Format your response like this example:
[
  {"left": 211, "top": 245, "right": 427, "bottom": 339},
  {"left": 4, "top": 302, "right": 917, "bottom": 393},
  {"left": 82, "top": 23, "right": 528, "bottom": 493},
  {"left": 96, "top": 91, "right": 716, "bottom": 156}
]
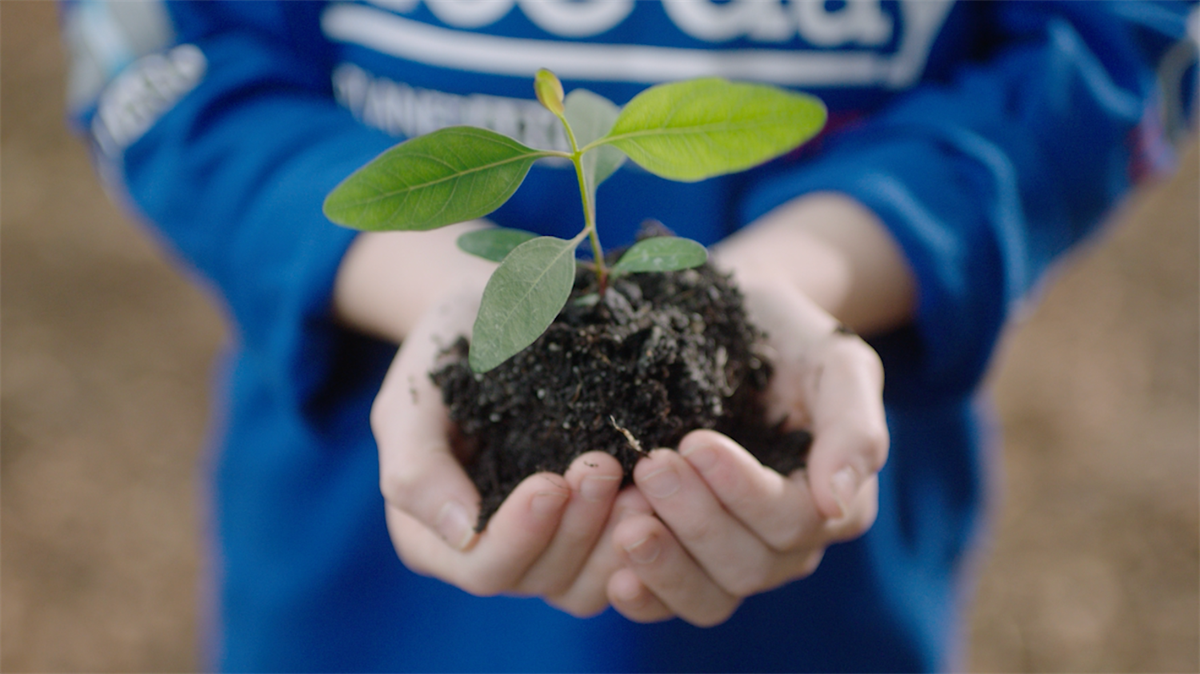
[{"left": 324, "top": 70, "right": 826, "bottom": 373}]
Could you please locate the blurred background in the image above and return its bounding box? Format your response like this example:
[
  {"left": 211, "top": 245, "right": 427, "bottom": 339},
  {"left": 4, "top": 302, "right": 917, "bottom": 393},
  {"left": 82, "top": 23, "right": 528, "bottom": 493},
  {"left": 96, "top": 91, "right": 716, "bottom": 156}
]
[{"left": 2, "top": 2, "right": 1196, "bottom": 671}]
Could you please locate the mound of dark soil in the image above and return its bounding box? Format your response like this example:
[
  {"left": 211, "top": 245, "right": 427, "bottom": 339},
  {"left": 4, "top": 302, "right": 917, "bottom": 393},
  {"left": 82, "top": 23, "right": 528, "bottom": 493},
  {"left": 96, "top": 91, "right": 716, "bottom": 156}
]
[{"left": 432, "top": 261, "right": 811, "bottom": 528}]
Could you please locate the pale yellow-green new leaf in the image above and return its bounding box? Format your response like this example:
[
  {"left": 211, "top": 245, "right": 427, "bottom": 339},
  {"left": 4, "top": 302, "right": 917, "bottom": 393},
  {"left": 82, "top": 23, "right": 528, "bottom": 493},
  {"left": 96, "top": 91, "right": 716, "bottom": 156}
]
[
  {"left": 598, "top": 78, "right": 826, "bottom": 182},
  {"left": 535, "top": 68, "right": 565, "bottom": 115}
]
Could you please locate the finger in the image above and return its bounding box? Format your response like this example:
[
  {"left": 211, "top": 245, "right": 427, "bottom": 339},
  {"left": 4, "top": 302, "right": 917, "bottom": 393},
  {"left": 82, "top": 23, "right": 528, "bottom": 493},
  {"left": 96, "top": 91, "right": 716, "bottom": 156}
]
[
  {"left": 463, "top": 471, "right": 571, "bottom": 595},
  {"left": 633, "top": 448, "right": 780, "bottom": 596},
  {"left": 386, "top": 503, "right": 458, "bottom": 577},
  {"left": 606, "top": 568, "right": 673, "bottom": 624},
  {"left": 612, "top": 512, "right": 742, "bottom": 627},
  {"left": 548, "top": 486, "right": 653, "bottom": 618},
  {"left": 389, "top": 471, "right": 571, "bottom": 597},
  {"left": 803, "top": 335, "right": 888, "bottom": 521},
  {"left": 675, "top": 431, "right": 845, "bottom": 587},
  {"left": 678, "top": 430, "right": 823, "bottom": 551},
  {"left": 515, "top": 452, "right": 623, "bottom": 597}
]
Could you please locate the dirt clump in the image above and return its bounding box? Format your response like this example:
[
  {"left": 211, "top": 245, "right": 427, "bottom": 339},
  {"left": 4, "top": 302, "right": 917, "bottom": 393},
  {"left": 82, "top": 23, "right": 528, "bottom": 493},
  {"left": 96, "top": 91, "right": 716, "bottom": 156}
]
[{"left": 433, "top": 259, "right": 811, "bottom": 528}]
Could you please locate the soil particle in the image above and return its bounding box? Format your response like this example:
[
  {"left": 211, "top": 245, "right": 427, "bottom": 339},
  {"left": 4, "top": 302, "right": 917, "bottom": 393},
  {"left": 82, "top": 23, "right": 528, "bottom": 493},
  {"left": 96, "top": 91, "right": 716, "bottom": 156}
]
[{"left": 432, "top": 260, "right": 811, "bottom": 529}]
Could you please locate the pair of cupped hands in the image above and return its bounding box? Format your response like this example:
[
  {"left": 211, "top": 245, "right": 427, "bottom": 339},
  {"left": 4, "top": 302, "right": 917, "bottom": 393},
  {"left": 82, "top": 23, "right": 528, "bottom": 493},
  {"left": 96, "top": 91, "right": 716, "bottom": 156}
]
[{"left": 338, "top": 195, "right": 901, "bottom": 627}]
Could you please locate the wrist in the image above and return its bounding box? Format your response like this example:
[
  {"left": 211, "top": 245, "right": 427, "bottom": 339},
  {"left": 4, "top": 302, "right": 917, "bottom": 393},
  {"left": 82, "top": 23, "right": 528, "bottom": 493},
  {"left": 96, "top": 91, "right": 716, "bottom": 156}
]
[
  {"left": 713, "top": 192, "right": 915, "bottom": 336},
  {"left": 332, "top": 222, "right": 497, "bottom": 343}
]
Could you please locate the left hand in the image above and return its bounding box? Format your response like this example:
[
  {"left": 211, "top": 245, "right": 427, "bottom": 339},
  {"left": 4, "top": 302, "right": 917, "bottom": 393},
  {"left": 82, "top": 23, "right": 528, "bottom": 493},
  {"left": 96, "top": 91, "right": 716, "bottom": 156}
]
[
  {"left": 375, "top": 287, "right": 645, "bottom": 618},
  {"left": 335, "top": 227, "right": 644, "bottom": 618},
  {"left": 606, "top": 254, "right": 891, "bottom": 626}
]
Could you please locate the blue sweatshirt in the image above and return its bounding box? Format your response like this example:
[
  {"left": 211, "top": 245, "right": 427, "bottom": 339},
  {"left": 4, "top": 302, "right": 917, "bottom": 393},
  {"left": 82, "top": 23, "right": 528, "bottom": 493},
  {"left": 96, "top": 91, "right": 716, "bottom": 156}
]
[{"left": 62, "top": 1, "right": 1191, "bottom": 671}]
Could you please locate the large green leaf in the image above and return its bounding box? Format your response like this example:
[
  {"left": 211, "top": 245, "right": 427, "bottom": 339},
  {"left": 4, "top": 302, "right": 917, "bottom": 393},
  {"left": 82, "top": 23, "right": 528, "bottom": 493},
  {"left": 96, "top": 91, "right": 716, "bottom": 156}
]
[
  {"left": 457, "top": 227, "right": 539, "bottom": 262},
  {"left": 563, "top": 89, "right": 626, "bottom": 198},
  {"left": 611, "top": 236, "right": 707, "bottom": 275},
  {"left": 323, "top": 127, "right": 555, "bottom": 231},
  {"left": 470, "top": 236, "right": 578, "bottom": 372},
  {"left": 597, "top": 78, "right": 826, "bottom": 182}
]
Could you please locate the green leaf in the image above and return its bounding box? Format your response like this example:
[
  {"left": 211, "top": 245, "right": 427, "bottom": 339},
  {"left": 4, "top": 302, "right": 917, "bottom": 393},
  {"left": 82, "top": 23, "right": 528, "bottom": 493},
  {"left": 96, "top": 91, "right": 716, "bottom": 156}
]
[
  {"left": 456, "top": 227, "right": 538, "bottom": 262},
  {"left": 470, "top": 236, "right": 578, "bottom": 372},
  {"left": 611, "top": 236, "right": 708, "bottom": 275},
  {"left": 597, "top": 78, "right": 826, "bottom": 182},
  {"left": 564, "top": 89, "right": 626, "bottom": 197},
  {"left": 323, "top": 127, "right": 555, "bottom": 231}
]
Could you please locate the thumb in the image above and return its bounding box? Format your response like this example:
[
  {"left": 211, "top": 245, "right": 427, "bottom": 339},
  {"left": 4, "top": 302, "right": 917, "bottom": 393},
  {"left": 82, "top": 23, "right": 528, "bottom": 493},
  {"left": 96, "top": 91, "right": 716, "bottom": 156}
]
[
  {"left": 805, "top": 424, "right": 887, "bottom": 522},
  {"left": 802, "top": 336, "right": 888, "bottom": 521},
  {"left": 377, "top": 424, "right": 481, "bottom": 552}
]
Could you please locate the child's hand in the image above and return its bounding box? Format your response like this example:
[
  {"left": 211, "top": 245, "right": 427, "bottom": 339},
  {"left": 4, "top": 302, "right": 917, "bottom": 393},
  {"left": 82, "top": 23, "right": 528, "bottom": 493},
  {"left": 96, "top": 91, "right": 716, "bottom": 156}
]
[
  {"left": 607, "top": 283, "right": 888, "bottom": 626},
  {"left": 602, "top": 193, "right": 906, "bottom": 626},
  {"left": 372, "top": 289, "right": 636, "bottom": 617},
  {"left": 337, "top": 228, "right": 642, "bottom": 616}
]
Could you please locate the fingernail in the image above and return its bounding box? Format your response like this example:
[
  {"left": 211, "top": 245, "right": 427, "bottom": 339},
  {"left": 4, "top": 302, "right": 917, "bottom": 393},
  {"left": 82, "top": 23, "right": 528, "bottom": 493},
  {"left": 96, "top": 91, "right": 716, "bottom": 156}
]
[
  {"left": 680, "top": 442, "right": 718, "bottom": 473},
  {"left": 436, "top": 501, "right": 475, "bottom": 551},
  {"left": 624, "top": 535, "right": 660, "bottom": 565},
  {"left": 580, "top": 474, "right": 620, "bottom": 502},
  {"left": 641, "top": 465, "right": 680, "bottom": 499},
  {"left": 830, "top": 467, "right": 858, "bottom": 520},
  {"left": 612, "top": 574, "right": 643, "bottom": 604},
  {"left": 531, "top": 490, "right": 568, "bottom": 519}
]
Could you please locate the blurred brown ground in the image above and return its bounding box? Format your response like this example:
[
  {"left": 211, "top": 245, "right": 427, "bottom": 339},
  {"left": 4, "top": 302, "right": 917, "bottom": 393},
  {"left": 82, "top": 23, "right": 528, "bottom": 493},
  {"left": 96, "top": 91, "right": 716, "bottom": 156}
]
[{"left": 1, "top": 2, "right": 1196, "bottom": 671}]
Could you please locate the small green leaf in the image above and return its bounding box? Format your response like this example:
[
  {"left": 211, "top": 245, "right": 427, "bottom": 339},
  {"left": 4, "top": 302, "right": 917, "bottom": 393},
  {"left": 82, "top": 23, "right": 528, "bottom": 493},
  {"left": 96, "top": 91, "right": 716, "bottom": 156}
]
[
  {"left": 457, "top": 227, "right": 538, "bottom": 262},
  {"left": 572, "top": 293, "right": 600, "bottom": 308},
  {"left": 564, "top": 89, "right": 626, "bottom": 196},
  {"left": 535, "top": 68, "right": 565, "bottom": 115},
  {"left": 598, "top": 78, "right": 826, "bottom": 182},
  {"left": 324, "top": 127, "right": 554, "bottom": 231},
  {"left": 470, "top": 236, "right": 578, "bottom": 372},
  {"left": 611, "top": 236, "right": 708, "bottom": 275}
]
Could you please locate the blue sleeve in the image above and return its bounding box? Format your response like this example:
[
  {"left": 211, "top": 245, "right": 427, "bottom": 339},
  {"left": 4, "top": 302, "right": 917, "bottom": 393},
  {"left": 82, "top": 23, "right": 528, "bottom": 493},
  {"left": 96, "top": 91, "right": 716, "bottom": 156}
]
[
  {"left": 64, "top": 0, "right": 396, "bottom": 414},
  {"left": 740, "top": 1, "right": 1192, "bottom": 401}
]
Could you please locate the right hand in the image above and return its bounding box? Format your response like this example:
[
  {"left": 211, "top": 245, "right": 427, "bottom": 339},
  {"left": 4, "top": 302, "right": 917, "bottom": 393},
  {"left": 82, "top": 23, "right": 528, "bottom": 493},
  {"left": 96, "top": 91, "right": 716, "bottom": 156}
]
[
  {"left": 606, "top": 283, "right": 888, "bottom": 627},
  {"left": 371, "top": 288, "right": 649, "bottom": 616}
]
